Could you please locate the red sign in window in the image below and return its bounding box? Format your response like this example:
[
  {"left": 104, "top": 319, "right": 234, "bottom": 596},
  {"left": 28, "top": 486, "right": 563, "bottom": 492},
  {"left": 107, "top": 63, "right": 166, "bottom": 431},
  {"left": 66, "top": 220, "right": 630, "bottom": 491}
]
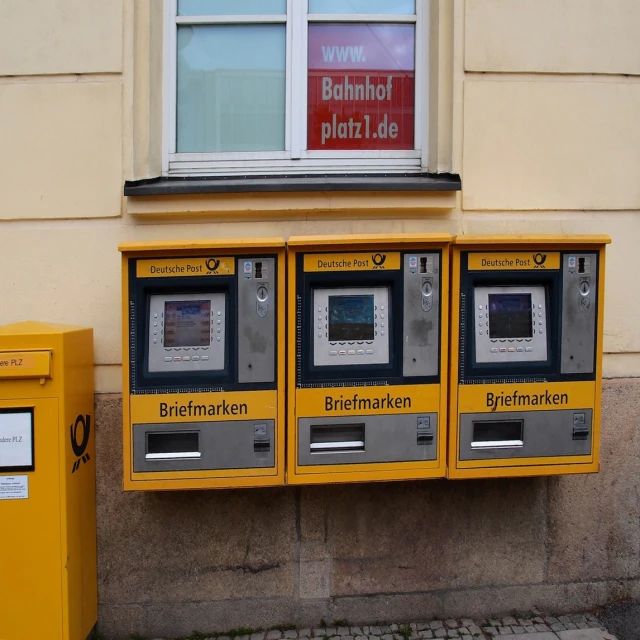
[{"left": 308, "top": 24, "right": 415, "bottom": 151}]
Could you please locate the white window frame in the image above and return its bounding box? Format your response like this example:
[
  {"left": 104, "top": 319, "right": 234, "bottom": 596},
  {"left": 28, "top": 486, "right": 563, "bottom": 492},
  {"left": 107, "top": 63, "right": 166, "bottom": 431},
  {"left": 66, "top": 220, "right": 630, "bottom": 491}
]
[{"left": 163, "top": 0, "right": 429, "bottom": 177}]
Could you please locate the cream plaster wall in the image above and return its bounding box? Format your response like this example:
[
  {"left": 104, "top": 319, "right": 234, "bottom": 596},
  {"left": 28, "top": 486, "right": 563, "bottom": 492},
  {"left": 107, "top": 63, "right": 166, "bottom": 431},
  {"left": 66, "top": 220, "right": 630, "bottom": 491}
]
[
  {"left": 0, "top": 0, "right": 123, "bottom": 75},
  {"left": 0, "top": 81, "right": 123, "bottom": 219},
  {"left": 0, "top": 0, "right": 638, "bottom": 390},
  {"left": 465, "top": 0, "right": 640, "bottom": 75}
]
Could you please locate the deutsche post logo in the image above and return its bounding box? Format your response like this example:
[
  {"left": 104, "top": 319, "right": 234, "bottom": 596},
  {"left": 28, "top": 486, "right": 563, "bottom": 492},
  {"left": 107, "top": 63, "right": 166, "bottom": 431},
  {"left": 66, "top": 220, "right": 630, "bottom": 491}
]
[
  {"left": 70, "top": 414, "right": 91, "bottom": 473},
  {"left": 206, "top": 258, "right": 221, "bottom": 274},
  {"left": 533, "top": 253, "right": 547, "bottom": 269},
  {"left": 372, "top": 253, "right": 387, "bottom": 270}
]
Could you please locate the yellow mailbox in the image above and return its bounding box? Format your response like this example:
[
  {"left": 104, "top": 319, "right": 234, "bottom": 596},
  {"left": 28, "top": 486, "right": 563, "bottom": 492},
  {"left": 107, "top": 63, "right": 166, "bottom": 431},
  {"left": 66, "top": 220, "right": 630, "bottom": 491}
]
[
  {"left": 448, "top": 235, "right": 610, "bottom": 479},
  {"left": 0, "top": 322, "right": 97, "bottom": 640}
]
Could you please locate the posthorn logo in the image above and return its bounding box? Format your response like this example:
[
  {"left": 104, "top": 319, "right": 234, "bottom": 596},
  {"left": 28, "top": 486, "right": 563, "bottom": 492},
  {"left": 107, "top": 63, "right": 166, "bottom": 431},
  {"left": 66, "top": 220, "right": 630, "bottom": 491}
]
[
  {"left": 70, "top": 414, "right": 91, "bottom": 473},
  {"left": 206, "top": 258, "right": 221, "bottom": 273},
  {"left": 372, "top": 253, "right": 387, "bottom": 269},
  {"left": 533, "top": 253, "right": 547, "bottom": 269}
]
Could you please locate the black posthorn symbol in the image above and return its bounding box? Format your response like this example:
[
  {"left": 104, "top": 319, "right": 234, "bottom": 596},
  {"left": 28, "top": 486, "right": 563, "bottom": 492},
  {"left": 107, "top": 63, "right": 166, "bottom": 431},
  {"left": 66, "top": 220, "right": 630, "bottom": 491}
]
[
  {"left": 71, "top": 414, "right": 91, "bottom": 474},
  {"left": 372, "top": 253, "right": 387, "bottom": 269},
  {"left": 533, "top": 253, "right": 547, "bottom": 268},
  {"left": 206, "top": 258, "right": 220, "bottom": 272}
]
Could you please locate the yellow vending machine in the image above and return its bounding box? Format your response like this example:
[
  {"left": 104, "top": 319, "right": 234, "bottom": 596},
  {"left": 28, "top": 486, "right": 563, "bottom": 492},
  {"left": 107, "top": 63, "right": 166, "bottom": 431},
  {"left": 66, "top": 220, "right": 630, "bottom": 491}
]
[
  {"left": 287, "top": 234, "right": 450, "bottom": 485},
  {"left": 120, "top": 239, "right": 286, "bottom": 490},
  {"left": 0, "top": 321, "right": 97, "bottom": 640},
  {"left": 448, "top": 235, "right": 610, "bottom": 479}
]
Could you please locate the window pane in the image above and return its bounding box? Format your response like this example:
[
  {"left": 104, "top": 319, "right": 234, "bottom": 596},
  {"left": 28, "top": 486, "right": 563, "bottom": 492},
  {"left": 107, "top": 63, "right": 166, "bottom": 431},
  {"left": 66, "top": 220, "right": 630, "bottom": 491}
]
[
  {"left": 177, "top": 25, "right": 285, "bottom": 153},
  {"left": 307, "top": 24, "right": 415, "bottom": 151},
  {"left": 178, "top": 0, "right": 286, "bottom": 16},
  {"left": 309, "top": 0, "right": 415, "bottom": 15}
]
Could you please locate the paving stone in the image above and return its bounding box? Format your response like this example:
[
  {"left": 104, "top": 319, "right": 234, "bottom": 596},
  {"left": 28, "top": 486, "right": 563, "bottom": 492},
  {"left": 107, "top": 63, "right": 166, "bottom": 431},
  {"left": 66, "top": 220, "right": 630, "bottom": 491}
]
[
  {"left": 489, "top": 621, "right": 501, "bottom": 627},
  {"left": 368, "top": 636, "right": 379, "bottom": 640},
  {"left": 337, "top": 629, "right": 350, "bottom": 636},
  {"left": 299, "top": 631, "right": 310, "bottom": 638},
  {"left": 544, "top": 617, "right": 559, "bottom": 625},
  {"left": 577, "top": 623, "right": 590, "bottom": 630},
  {"left": 570, "top": 616, "right": 587, "bottom": 625},
  {"left": 497, "top": 628, "right": 512, "bottom": 635},
  {"left": 435, "top": 630, "right": 447, "bottom": 638},
  {"left": 390, "top": 625, "right": 399, "bottom": 632},
  {"left": 535, "top": 624, "right": 550, "bottom": 632},
  {"left": 410, "top": 624, "right": 418, "bottom": 631},
  {"left": 458, "top": 628, "right": 470, "bottom": 636},
  {"left": 447, "top": 631, "right": 459, "bottom": 638},
  {"left": 509, "top": 635, "right": 557, "bottom": 640},
  {"left": 485, "top": 629, "right": 498, "bottom": 637},
  {"left": 511, "top": 628, "right": 524, "bottom": 635},
  {"left": 557, "top": 631, "right": 619, "bottom": 640},
  {"left": 219, "top": 636, "right": 231, "bottom": 640},
  {"left": 461, "top": 620, "right": 474, "bottom": 628},
  {"left": 417, "top": 624, "right": 431, "bottom": 632},
  {"left": 354, "top": 636, "right": 367, "bottom": 640},
  {"left": 369, "top": 628, "right": 381, "bottom": 636},
  {"left": 350, "top": 629, "right": 363, "bottom": 637},
  {"left": 445, "top": 621, "right": 459, "bottom": 629},
  {"left": 559, "top": 616, "right": 572, "bottom": 624},
  {"left": 362, "top": 628, "right": 370, "bottom": 636},
  {"left": 564, "top": 623, "right": 578, "bottom": 630},
  {"left": 502, "top": 618, "right": 517, "bottom": 627},
  {"left": 419, "top": 632, "right": 434, "bottom": 639},
  {"left": 325, "top": 630, "right": 336, "bottom": 637},
  {"left": 382, "top": 634, "right": 394, "bottom": 640},
  {"left": 252, "top": 634, "right": 267, "bottom": 640},
  {"left": 585, "top": 614, "right": 599, "bottom": 623},
  {"left": 530, "top": 618, "right": 544, "bottom": 625},
  {"left": 267, "top": 632, "right": 282, "bottom": 640},
  {"left": 381, "top": 627, "right": 392, "bottom": 635},
  {"left": 522, "top": 627, "right": 536, "bottom": 634},
  {"left": 430, "top": 622, "right": 444, "bottom": 630},
  {"left": 551, "top": 623, "right": 567, "bottom": 631},
  {"left": 313, "top": 630, "right": 325, "bottom": 637},
  {"left": 284, "top": 632, "right": 298, "bottom": 639},
  {"left": 468, "top": 626, "right": 482, "bottom": 636}
]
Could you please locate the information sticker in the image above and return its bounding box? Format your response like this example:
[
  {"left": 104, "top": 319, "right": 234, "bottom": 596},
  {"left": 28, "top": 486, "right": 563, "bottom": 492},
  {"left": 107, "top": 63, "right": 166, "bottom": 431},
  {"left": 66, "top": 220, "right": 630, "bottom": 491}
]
[
  {"left": 0, "top": 409, "right": 34, "bottom": 471},
  {"left": 0, "top": 475, "right": 29, "bottom": 500}
]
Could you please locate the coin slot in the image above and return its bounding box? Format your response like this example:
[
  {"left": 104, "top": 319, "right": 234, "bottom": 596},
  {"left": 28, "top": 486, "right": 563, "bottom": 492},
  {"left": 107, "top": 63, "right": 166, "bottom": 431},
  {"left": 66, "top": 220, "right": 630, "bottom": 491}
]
[
  {"left": 578, "top": 257, "right": 586, "bottom": 273},
  {"left": 419, "top": 257, "right": 428, "bottom": 273}
]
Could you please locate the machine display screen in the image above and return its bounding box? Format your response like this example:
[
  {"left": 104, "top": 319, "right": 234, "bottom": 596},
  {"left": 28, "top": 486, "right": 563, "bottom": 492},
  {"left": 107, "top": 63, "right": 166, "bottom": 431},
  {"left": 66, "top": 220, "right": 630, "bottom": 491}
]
[
  {"left": 328, "top": 295, "right": 375, "bottom": 341},
  {"left": 164, "top": 300, "right": 211, "bottom": 347},
  {"left": 488, "top": 293, "right": 533, "bottom": 339}
]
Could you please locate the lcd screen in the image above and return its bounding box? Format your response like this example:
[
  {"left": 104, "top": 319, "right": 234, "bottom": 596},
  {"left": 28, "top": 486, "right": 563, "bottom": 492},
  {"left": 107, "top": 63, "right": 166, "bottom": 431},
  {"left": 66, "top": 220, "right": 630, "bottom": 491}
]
[
  {"left": 488, "top": 294, "right": 533, "bottom": 338},
  {"left": 164, "top": 300, "right": 211, "bottom": 347},
  {"left": 328, "top": 295, "right": 375, "bottom": 341}
]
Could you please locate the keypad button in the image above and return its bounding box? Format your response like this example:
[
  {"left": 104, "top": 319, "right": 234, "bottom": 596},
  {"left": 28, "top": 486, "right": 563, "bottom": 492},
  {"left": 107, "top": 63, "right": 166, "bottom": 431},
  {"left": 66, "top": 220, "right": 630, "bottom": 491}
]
[
  {"left": 192, "top": 356, "right": 200, "bottom": 362},
  {"left": 318, "top": 333, "right": 322, "bottom": 337},
  {"left": 381, "top": 314, "right": 385, "bottom": 319},
  {"left": 348, "top": 350, "right": 356, "bottom": 355},
  {"left": 153, "top": 340, "right": 157, "bottom": 344},
  {"left": 330, "top": 350, "right": 338, "bottom": 356},
  {"left": 381, "top": 323, "right": 385, "bottom": 328},
  {"left": 174, "top": 357, "right": 182, "bottom": 361},
  {"left": 381, "top": 331, "right": 385, "bottom": 336},
  {"left": 539, "top": 313, "right": 543, "bottom": 317},
  {"left": 479, "top": 331, "right": 483, "bottom": 335},
  {"left": 517, "top": 347, "right": 524, "bottom": 352},
  {"left": 216, "top": 337, "right": 221, "bottom": 342},
  {"left": 380, "top": 306, "right": 385, "bottom": 310},
  {"left": 508, "top": 347, "right": 516, "bottom": 352},
  {"left": 183, "top": 356, "right": 191, "bottom": 361},
  {"left": 217, "top": 311, "right": 221, "bottom": 316},
  {"left": 153, "top": 322, "right": 158, "bottom": 327},
  {"left": 525, "top": 347, "right": 533, "bottom": 352},
  {"left": 318, "top": 307, "right": 322, "bottom": 312},
  {"left": 202, "top": 356, "right": 210, "bottom": 361},
  {"left": 499, "top": 348, "right": 507, "bottom": 352},
  {"left": 357, "top": 350, "right": 365, "bottom": 355},
  {"left": 339, "top": 350, "right": 347, "bottom": 355},
  {"left": 366, "top": 349, "right": 374, "bottom": 355},
  {"left": 479, "top": 314, "right": 483, "bottom": 318},
  {"left": 164, "top": 357, "right": 172, "bottom": 362},
  {"left": 490, "top": 348, "right": 498, "bottom": 353},
  {"left": 154, "top": 313, "right": 158, "bottom": 318}
]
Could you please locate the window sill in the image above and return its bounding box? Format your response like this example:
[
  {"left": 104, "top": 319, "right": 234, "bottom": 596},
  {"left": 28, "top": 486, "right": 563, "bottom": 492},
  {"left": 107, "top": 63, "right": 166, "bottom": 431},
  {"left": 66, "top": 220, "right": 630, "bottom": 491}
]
[{"left": 124, "top": 172, "right": 461, "bottom": 197}]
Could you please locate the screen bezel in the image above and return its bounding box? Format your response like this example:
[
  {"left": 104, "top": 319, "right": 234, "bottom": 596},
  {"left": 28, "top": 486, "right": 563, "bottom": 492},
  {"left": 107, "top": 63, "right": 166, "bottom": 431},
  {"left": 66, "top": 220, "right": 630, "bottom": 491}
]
[
  {"left": 328, "top": 294, "right": 376, "bottom": 342},
  {"left": 487, "top": 292, "right": 534, "bottom": 339}
]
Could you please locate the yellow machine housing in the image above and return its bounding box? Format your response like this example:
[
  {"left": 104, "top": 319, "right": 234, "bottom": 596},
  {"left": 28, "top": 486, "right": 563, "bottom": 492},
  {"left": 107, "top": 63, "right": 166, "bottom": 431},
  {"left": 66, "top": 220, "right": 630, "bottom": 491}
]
[
  {"left": 288, "top": 234, "right": 450, "bottom": 485},
  {"left": 120, "top": 239, "right": 286, "bottom": 490},
  {"left": 0, "top": 322, "right": 97, "bottom": 640},
  {"left": 448, "top": 235, "right": 610, "bottom": 479}
]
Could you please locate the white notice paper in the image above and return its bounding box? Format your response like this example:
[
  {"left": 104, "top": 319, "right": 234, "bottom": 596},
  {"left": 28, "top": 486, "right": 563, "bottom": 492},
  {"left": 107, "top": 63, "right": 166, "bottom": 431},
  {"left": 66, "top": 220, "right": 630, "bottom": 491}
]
[
  {"left": 0, "top": 411, "right": 33, "bottom": 468},
  {"left": 0, "top": 475, "right": 29, "bottom": 500}
]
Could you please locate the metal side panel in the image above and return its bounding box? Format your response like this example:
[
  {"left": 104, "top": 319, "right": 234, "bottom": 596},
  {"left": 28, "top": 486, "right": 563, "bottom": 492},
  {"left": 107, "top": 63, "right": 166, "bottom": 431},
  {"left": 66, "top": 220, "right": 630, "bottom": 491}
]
[
  {"left": 459, "top": 409, "right": 592, "bottom": 461},
  {"left": 403, "top": 253, "right": 440, "bottom": 377},
  {"left": 133, "top": 420, "right": 275, "bottom": 472},
  {"left": 298, "top": 412, "right": 437, "bottom": 466},
  {"left": 561, "top": 253, "right": 597, "bottom": 374},
  {"left": 237, "top": 257, "right": 276, "bottom": 383}
]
